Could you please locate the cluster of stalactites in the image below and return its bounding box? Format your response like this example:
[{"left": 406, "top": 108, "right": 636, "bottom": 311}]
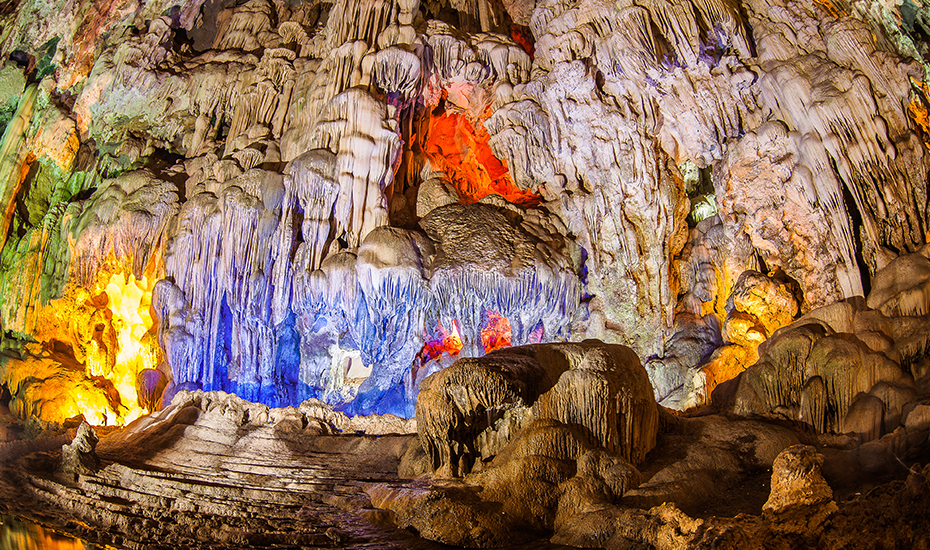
[
  {"left": 271, "top": 198, "right": 581, "bottom": 413},
  {"left": 303, "top": 87, "right": 401, "bottom": 248},
  {"left": 104, "top": 0, "right": 552, "bottom": 416},
  {"left": 68, "top": 171, "right": 180, "bottom": 289},
  {"left": 156, "top": 163, "right": 285, "bottom": 395}
]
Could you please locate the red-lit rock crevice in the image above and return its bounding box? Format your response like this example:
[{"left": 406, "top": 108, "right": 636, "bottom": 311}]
[{"left": 421, "top": 104, "right": 540, "bottom": 207}]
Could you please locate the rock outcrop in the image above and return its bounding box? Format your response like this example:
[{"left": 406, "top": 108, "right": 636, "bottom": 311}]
[
  {"left": 0, "top": 0, "right": 929, "bottom": 546},
  {"left": 416, "top": 340, "right": 658, "bottom": 476},
  {"left": 59, "top": 421, "right": 100, "bottom": 479},
  {"left": 721, "top": 249, "right": 930, "bottom": 441},
  {"left": 368, "top": 340, "right": 661, "bottom": 546},
  {"left": 1, "top": 380, "right": 927, "bottom": 550},
  {"left": 762, "top": 444, "right": 838, "bottom": 535}
]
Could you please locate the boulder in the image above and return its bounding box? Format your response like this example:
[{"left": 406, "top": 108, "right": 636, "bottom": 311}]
[
  {"left": 415, "top": 340, "right": 658, "bottom": 476},
  {"left": 763, "top": 445, "right": 837, "bottom": 535}
]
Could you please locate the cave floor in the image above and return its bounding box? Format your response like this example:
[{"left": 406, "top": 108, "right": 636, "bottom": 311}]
[
  {"left": 0, "top": 409, "right": 577, "bottom": 550},
  {"left": 1, "top": 398, "right": 929, "bottom": 550}
]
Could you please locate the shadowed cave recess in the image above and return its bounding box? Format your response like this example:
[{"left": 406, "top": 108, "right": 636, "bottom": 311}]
[{"left": 1, "top": 0, "right": 930, "bottom": 548}]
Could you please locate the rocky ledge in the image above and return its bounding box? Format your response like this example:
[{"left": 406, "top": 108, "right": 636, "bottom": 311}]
[{"left": 1, "top": 340, "right": 928, "bottom": 550}]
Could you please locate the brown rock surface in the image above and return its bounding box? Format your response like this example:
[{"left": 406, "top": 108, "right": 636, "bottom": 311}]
[
  {"left": 416, "top": 340, "right": 658, "bottom": 476},
  {"left": 762, "top": 444, "right": 837, "bottom": 534},
  {"left": 58, "top": 421, "right": 100, "bottom": 479},
  {"left": 727, "top": 317, "right": 917, "bottom": 440}
]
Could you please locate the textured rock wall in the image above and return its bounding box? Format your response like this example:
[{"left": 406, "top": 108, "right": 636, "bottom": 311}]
[{"left": 0, "top": 0, "right": 929, "bottom": 421}]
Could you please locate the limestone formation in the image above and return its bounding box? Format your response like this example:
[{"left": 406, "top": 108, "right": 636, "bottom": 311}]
[
  {"left": 0, "top": 0, "right": 928, "bottom": 426},
  {"left": 719, "top": 250, "right": 930, "bottom": 440},
  {"left": 0, "top": 0, "right": 929, "bottom": 545},
  {"left": 763, "top": 444, "right": 838, "bottom": 534},
  {"left": 727, "top": 318, "right": 916, "bottom": 440},
  {"left": 416, "top": 340, "right": 658, "bottom": 476},
  {"left": 370, "top": 340, "right": 660, "bottom": 546},
  {"left": 59, "top": 421, "right": 100, "bottom": 478},
  {"left": 866, "top": 244, "right": 930, "bottom": 317},
  {"left": 646, "top": 269, "right": 801, "bottom": 410},
  {"left": 1, "top": 384, "right": 928, "bottom": 549}
]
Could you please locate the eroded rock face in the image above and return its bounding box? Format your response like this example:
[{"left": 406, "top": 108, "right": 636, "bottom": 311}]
[
  {"left": 866, "top": 244, "right": 930, "bottom": 317},
  {"left": 727, "top": 319, "right": 916, "bottom": 440},
  {"left": 763, "top": 444, "right": 838, "bottom": 535},
  {"left": 416, "top": 340, "right": 658, "bottom": 476},
  {"left": 3, "top": 387, "right": 926, "bottom": 550},
  {"left": 375, "top": 367, "right": 923, "bottom": 550},
  {"left": 59, "top": 421, "right": 100, "bottom": 479},
  {"left": 370, "top": 340, "right": 660, "bottom": 547},
  {"left": 376, "top": 419, "right": 647, "bottom": 546},
  {"left": 648, "top": 269, "right": 802, "bottom": 410}
]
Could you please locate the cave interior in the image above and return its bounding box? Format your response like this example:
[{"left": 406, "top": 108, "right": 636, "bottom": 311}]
[{"left": 1, "top": 0, "right": 930, "bottom": 548}]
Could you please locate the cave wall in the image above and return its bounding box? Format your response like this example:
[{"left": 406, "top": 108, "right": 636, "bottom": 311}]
[{"left": 0, "top": 0, "right": 928, "bottom": 422}]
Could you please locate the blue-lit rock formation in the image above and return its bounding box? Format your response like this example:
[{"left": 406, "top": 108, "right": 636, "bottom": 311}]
[
  {"left": 156, "top": 169, "right": 580, "bottom": 415},
  {"left": 4, "top": 0, "right": 930, "bottom": 548}
]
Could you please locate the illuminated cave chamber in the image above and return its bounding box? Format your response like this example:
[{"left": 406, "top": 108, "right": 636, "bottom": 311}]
[
  {"left": 0, "top": 0, "right": 582, "bottom": 423},
  {"left": 3, "top": 0, "right": 930, "bottom": 547},
  {"left": 0, "top": 163, "right": 176, "bottom": 427},
  {"left": 146, "top": 17, "right": 578, "bottom": 417},
  {"left": 2, "top": 0, "right": 930, "bottom": 436}
]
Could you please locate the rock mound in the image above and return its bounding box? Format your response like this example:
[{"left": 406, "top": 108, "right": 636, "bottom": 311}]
[{"left": 416, "top": 340, "right": 658, "bottom": 476}]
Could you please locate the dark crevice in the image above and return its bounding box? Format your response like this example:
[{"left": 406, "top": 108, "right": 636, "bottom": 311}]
[
  {"left": 12, "top": 159, "right": 39, "bottom": 232},
  {"left": 0, "top": 382, "right": 10, "bottom": 407},
  {"left": 734, "top": 1, "right": 758, "bottom": 58},
  {"left": 70, "top": 186, "right": 97, "bottom": 202},
  {"left": 74, "top": 139, "right": 98, "bottom": 173},
  {"left": 650, "top": 19, "right": 678, "bottom": 68},
  {"left": 171, "top": 26, "right": 195, "bottom": 53},
  {"left": 145, "top": 147, "right": 188, "bottom": 202},
  {"left": 755, "top": 253, "right": 768, "bottom": 274},
  {"left": 834, "top": 159, "right": 872, "bottom": 296},
  {"left": 293, "top": 216, "right": 304, "bottom": 246}
]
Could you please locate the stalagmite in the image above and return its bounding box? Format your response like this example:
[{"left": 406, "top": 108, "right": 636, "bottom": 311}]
[
  {"left": 726, "top": 309, "right": 919, "bottom": 439},
  {"left": 416, "top": 341, "right": 657, "bottom": 476}
]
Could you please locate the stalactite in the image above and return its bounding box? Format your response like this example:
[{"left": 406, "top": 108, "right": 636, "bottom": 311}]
[{"left": 3, "top": 0, "right": 930, "bottom": 428}]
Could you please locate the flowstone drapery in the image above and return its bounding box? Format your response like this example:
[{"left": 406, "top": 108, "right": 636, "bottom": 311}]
[{"left": 1, "top": 0, "right": 930, "bottom": 421}]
